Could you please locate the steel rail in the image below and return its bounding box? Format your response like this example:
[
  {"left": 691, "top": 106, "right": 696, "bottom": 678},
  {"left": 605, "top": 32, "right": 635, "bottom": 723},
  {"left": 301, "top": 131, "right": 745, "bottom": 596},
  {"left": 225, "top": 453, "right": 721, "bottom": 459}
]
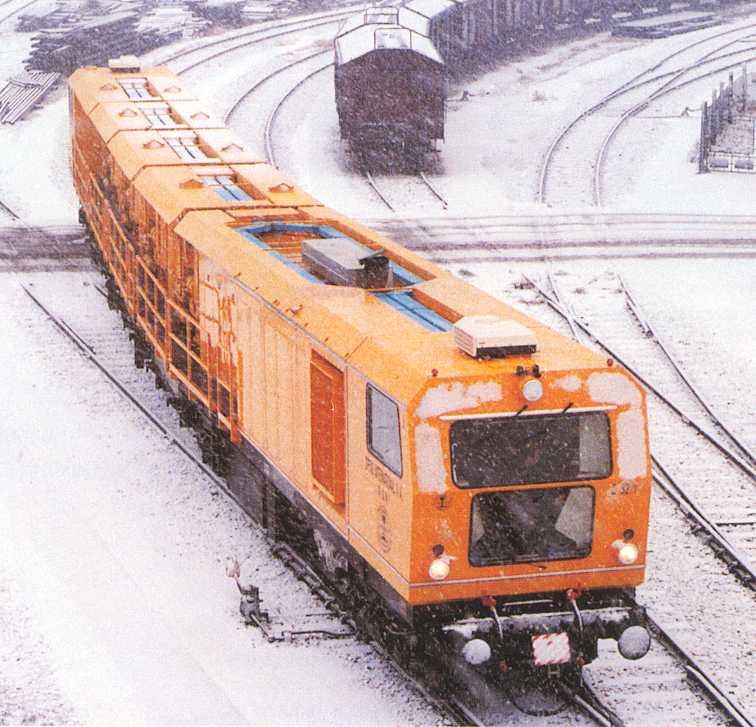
[
  {"left": 593, "top": 51, "right": 756, "bottom": 206},
  {"left": 20, "top": 284, "right": 241, "bottom": 503},
  {"left": 651, "top": 457, "right": 755, "bottom": 588},
  {"left": 646, "top": 610, "right": 755, "bottom": 727},
  {"left": 546, "top": 272, "right": 579, "bottom": 339},
  {"left": 263, "top": 61, "right": 332, "bottom": 167},
  {"left": 523, "top": 275, "right": 756, "bottom": 481},
  {"left": 173, "top": 17, "right": 346, "bottom": 76},
  {"left": 365, "top": 171, "right": 396, "bottom": 212},
  {"left": 537, "top": 21, "right": 756, "bottom": 203},
  {"left": 223, "top": 49, "right": 329, "bottom": 124},
  {"left": 419, "top": 172, "right": 449, "bottom": 209},
  {"left": 528, "top": 275, "right": 754, "bottom": 600},
  {"left": 620, "top": 275, "right": 755, "bottom": 466},
  {"left": 0, "top": 0, "right": 37, "bottom": 25},
  {"left": 157, "top": 7, "right": 357, "bottom": 66},
  {"left": 562, "top": 681, "right": 625, "bottom": 727},
  {"left": 0, "top": 198, "right": 21, "bottom": 220}
]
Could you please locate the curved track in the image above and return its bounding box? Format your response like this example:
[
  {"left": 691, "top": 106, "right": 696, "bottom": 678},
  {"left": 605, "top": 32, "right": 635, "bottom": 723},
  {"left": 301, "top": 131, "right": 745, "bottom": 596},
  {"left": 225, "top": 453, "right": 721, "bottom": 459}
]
[
  {"left": 151, "top": 8, "right": 357, "bottom": 71},
  {"left": 0, "top": 0, "right": 37, "bottom": 26},
  {"left": 593, "top": 49, "right": 756, "bottom": 206},
  {"left": 537, "top": 21, "right": 756, "bottom": 206}
]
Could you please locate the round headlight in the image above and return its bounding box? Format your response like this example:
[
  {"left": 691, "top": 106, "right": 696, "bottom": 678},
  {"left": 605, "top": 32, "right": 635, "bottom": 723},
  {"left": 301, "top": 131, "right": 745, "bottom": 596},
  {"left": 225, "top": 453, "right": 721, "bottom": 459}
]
[
  {"left": 618, "top": 542, "right": 639, "bottom": 565},
  {"left": 523, "top": 379, "right": 543, "bottom": 402},
  {"left": 429, "top": 557, "right": 450, "bottom": 581}
]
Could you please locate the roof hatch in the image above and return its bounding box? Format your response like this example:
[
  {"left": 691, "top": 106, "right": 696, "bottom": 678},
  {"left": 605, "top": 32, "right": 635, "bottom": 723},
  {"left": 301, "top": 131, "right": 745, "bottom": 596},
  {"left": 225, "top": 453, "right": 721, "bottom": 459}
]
[{"left": 454, "top": 315, "right": 537, "bottom": 358}]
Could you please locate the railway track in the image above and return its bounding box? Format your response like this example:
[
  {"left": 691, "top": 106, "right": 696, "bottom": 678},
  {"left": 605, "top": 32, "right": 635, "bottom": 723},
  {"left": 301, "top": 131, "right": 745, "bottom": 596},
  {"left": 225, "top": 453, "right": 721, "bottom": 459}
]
[
  {"left": 16, "top": 267, "right": 753, "bottom": 727},
  {"left": 525, "top": 275, "right": 755, "bottom": 583},
  {"left": 537, "top": 20, "right": 756, "bottom": 207},
  {"left": 0, "top": 198, "right": 20, "bottom": 220},
  {"left": 619, "top": 275, "right": 754, "bottom": 465},
  {"left": 366, "top": 212, "right": 756, "bottom": 261},
  {"left": 221, "top": 43, "right": 450, "bottom": 213},
  {"left": 363, "top": 171, "right": 450, "bottom": 213},
  {"left": 0, "top": 221, "right": 91, "bottom": 272},
  {"left": 2, "top": 218, "right": 754, "bottom": 271},
  {"left": 151, "top": 7, "right": 358, "bottom": 71},
  {"left": 0, "top": 0, "right": 37, "bottom": 26},
  {"left": 592, "top": 48, "right": 756, "bottom": 206}
]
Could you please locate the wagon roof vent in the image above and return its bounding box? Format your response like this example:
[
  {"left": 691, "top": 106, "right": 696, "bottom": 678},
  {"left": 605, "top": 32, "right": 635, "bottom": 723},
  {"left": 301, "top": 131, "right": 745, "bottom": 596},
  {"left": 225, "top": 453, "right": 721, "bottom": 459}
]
[
  {"left": 454, "top": 315, "right": 537, "bottom": 359},
  {"left": 364, "top": 7, "right": 399, "bottom": 24},
  {"left": 108, "top": 55, "right": 141, "bottom": 73}
]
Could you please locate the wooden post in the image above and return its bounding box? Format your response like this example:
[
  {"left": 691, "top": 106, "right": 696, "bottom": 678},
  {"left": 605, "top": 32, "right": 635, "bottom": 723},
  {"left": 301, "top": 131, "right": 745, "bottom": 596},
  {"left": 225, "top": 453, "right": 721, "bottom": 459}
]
[
  {"left": 744, "top": 63, "right": 749, "bottom": 111},
  {"left": 699, "top": 101, "right": 708, "bottom": 174}
]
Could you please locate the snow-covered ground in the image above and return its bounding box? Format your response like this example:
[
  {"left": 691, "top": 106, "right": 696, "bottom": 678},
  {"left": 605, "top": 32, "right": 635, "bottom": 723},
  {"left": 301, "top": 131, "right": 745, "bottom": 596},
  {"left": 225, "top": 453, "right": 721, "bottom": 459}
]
[
  {"left": 0, "top": 276, "right": 446, "bottom": 726},
  {"left": 0, "top": 4, "right": 754, "bottom": 725}
]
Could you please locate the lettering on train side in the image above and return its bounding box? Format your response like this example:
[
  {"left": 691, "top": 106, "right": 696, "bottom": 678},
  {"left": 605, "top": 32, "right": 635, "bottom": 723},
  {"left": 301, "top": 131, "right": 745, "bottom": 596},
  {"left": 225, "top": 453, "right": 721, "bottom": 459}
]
[
  {"left": 365, "top": 456, "right": 403, "bottom": 501},
  {"left": 377, "top": 503, "right": 392, "bottom": 553}
]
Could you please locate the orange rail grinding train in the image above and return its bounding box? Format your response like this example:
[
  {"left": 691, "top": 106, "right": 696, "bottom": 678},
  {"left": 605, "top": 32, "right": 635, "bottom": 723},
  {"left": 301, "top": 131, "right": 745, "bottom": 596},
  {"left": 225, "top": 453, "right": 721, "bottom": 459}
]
[{"left": 69, "top": 57, "right": 653, "bottom": 682}]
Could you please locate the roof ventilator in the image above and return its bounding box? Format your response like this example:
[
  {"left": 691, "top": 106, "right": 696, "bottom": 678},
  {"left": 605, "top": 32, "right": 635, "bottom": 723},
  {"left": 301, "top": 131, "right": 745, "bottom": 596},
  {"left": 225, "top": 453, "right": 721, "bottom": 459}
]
[
  {"left": 109, "top": 56, "right": 141, "bottom": 73},
  {"left": 454, "top": 315, "right": 537, "bottom": 358},
  {"left": 302, "top": 238, "right": 390, "bottom": 289}
]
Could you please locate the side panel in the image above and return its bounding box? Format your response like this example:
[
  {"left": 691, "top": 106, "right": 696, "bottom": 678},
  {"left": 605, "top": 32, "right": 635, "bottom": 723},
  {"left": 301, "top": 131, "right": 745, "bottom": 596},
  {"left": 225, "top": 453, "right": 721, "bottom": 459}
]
[{"left": 263, "top": 313, "right": 297, "bottom": 476}]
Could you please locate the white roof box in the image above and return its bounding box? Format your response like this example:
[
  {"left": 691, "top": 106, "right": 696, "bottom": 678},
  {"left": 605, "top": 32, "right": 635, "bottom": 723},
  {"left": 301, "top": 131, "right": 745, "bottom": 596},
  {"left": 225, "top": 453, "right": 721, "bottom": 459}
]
[
  {"left": 454, "top": 315, "right": 537, "bottom": 358},
  {"left": 109, "top": 56, "right": 141, "bottom": 73}
]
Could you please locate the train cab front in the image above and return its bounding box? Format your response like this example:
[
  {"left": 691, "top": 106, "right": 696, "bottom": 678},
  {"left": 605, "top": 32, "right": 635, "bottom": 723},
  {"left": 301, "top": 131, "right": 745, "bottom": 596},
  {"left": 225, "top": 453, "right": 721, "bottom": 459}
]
[{"left": 408, "top": 314, "right": 653, "bottom": 675}]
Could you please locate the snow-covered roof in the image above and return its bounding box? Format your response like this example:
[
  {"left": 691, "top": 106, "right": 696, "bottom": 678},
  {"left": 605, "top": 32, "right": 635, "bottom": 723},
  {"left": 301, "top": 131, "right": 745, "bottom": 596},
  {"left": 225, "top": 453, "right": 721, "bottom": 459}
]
[{"left": 335, "top": 24, "right": 443, "bottom": 66}]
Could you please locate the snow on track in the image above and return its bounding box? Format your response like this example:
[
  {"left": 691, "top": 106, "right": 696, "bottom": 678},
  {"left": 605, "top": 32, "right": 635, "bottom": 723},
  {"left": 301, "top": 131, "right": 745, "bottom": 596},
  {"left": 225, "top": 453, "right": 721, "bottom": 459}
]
[{"left": 0, "top": 273, "right": 445, "bottom": 726}]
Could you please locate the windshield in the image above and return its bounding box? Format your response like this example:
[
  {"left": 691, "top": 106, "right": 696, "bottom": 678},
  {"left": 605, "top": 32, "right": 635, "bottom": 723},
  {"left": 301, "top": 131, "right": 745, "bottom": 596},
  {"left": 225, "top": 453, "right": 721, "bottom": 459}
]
[
  {"left": 450, "top": 411, "right": 611, "bottom": 488},
  {"left": 470, "top": 487, "right": 594, "bottom": 565}
]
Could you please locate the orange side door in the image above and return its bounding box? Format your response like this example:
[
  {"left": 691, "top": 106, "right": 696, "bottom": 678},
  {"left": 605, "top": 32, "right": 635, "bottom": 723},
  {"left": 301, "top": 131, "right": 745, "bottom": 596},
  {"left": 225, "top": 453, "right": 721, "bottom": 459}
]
[{"left": 310, "top": 351, "right": 346, "bottom": 505}]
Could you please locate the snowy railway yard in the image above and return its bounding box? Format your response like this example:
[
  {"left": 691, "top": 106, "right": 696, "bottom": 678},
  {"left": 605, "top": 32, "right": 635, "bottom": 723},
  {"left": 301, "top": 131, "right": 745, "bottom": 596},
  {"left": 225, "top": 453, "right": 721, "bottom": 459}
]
[{"left": 1, "top": 1, "right": 755, "bottom": 726}]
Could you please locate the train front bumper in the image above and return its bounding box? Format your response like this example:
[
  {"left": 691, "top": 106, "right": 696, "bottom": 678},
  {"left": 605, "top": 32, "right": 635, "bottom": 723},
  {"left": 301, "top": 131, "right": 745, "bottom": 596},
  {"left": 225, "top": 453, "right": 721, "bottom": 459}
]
[{"left": 442, "top": 604, "right": 650, "bottom": 669}]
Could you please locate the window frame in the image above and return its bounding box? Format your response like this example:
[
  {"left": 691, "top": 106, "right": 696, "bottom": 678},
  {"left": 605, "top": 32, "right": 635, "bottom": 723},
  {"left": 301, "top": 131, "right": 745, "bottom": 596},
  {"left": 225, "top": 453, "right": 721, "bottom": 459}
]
[
  {"left": 164, "top": 136, "right": 208, "bottom": 161},
  {"left": 450, "top": 410, "right": 613, "bottom": 489},
  {"left": 468, "top": 485, "right": 596, "bottom": 567},
  {"left": 199, "top": 174, "right": 251, "bottom": 202},
  {"left": 140, "top": 104, "right": 175, "bottom": 127},
  {"left": 366, "top": 384, "right": 403, "bottom": 477}
]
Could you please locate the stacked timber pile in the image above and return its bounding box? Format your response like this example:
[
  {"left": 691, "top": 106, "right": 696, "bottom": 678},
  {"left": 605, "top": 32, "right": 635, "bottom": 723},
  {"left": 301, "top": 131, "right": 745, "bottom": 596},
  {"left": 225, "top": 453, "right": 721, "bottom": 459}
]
[
  {"left": 16, "top": 1, "right": 89, "bottom": 31},
  {"left": 26, "top": 12, "right": 140, "bottom": 73},
  {"left": 613, "top": 11, "right": 721, "bottom": 38},
  {"left": 22, "top": 2, "right": 211, "bottom": 74},
  {"left": 0, "top": 71, "right": 60, "bottom": 124},
  {"left": 189, "top": 0, "right": 246, "bottom": 25}
]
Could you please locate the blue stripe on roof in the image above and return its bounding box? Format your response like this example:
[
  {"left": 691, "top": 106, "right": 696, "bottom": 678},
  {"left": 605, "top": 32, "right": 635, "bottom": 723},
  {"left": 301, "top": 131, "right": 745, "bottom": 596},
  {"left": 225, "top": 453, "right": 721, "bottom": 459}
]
[
  {"left": 390, "top": 261, "right": 422, "bottom": 285},
  {"left": 216, "top": 186, "right": 251, "bottom": 202},
  {"left": 373, "top": 291, "right": 452, "bottom": 332},
  {"left": 269, "top": 251, "right": 321, "bottom": 283},
  {"left": 236, "top": 223, "right": 426, "bottom": 290}
]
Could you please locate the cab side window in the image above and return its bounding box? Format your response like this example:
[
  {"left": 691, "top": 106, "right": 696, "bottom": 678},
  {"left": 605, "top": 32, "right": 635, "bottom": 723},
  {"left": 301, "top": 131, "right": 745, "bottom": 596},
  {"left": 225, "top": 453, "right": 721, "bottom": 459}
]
[{"left": 367, "top": 385, "right": 402, "bottom": 476}]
